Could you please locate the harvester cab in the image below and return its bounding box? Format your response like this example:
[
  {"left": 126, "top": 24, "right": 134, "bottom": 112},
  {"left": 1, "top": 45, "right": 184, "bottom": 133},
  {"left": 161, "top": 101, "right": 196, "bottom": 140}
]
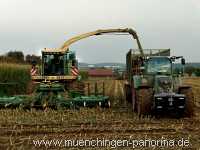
[
  {"left": 32, "top": 48, "right": 78, "bottom": 83},
  {"left": 125, "top": 49, "right": 194, "bottom": 117}
]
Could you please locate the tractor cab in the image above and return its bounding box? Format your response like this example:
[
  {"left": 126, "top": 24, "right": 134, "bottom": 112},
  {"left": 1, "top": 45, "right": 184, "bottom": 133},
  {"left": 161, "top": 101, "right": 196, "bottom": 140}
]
[
  {"left": 145, "top": 56, "right": 173, "bottom": 94},
  {"left": 144, "top": 55, "right": 186, "bottom": 94},
  {"left": 146, "top": 57, "right": 172, "bottom": 75}
]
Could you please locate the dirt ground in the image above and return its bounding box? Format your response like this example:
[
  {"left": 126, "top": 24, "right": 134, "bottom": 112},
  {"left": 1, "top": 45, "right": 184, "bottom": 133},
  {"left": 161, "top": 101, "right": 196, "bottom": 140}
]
[{"left": 0, "top": 78, "right": 199, "bottom": 149}]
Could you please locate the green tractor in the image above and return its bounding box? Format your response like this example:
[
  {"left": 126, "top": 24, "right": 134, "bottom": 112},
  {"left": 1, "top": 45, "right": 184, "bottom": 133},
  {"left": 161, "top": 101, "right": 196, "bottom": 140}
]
[{"left": 125, "top": 49, "right": 194, "bottom": 117}]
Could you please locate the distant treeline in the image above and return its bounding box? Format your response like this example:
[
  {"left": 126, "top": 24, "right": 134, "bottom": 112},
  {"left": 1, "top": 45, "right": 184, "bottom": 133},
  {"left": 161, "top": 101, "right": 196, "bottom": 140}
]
[
  {"left": 185, "top": 66, "right": 200, "bottom": 76},
  {"left": 174, "top": 63, "right": 200, "bottom": 76},
  {"left": 0, "top": 51, "right": 41, "bottom": 64}
]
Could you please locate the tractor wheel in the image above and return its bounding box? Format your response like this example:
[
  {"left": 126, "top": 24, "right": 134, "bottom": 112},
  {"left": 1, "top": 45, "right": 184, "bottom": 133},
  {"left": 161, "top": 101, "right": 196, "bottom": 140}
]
[
  {"left": 136, "top": 88, "right": 153, "bottom": 117},
  {"left": 180, "top": 88, "right": 195, "bottom": 117}
]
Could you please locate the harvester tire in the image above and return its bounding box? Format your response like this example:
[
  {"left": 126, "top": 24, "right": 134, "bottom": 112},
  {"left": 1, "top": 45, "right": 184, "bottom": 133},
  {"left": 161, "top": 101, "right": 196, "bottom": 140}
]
[
  {"left": 108, "top": 100, "right": 111, "bottom": 108},
  {"left": 180, "top": 88, "right": 195, "bottom": 117},
  {"left": 106, "top": 100, "right": 111, "bottom": 108},
  {"left": 136, "top": 88, "right": 153, "bottom": 117}
]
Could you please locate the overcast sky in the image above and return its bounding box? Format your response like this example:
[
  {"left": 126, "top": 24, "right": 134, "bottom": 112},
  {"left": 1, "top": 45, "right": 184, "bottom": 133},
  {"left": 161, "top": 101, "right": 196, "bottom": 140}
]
[{"left": 0, "top": 0, "right": 199, "bottom": 63}]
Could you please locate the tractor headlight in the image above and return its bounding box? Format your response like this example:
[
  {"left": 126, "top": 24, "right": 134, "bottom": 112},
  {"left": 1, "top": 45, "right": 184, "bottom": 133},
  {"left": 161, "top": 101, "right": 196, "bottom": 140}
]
[
  {"left": 156, "top": 97, "right": 163, "bottom": 100},
  {"left": 141, "top": 78, "right": 148, "bottom": 85},
  {"left": 155, "top": 97, "right": 164, "bottom": 106}
]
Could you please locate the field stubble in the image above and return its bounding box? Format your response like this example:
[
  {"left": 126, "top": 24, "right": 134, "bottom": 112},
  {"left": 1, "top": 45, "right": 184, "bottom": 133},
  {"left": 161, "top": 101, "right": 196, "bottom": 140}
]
[{"left": 0, "top": 78, "right": 199, "bottom": 149}]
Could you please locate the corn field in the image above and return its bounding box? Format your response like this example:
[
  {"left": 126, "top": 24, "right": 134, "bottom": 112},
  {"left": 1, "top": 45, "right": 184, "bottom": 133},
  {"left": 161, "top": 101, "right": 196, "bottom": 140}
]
[{"left": 0, "top": 63, "right": 31, "bottom": 95}]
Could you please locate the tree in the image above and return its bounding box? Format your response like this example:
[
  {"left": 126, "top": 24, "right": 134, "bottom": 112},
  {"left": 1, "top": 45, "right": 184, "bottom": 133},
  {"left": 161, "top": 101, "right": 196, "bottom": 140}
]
[
  {"left": 185, "top": 66, "right": 196, "bottom": 76},
  {"left": 195, "top": 68, "right": 200, "bottom": 77},
  {"left": 25, "top": 54, "right": 41, "bottom": 65},
  {"left": 6, "top": 51, "right": 24, "bottom": 63}
]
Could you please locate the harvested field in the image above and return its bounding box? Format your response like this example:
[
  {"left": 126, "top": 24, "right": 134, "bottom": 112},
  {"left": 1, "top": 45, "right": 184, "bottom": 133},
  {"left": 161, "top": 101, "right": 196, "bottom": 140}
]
[
  {"left": 183, "top": 77, "right": 200, "bottom": 108},
  {"left": 0, "top": 78, "right": 200, "bottom": 149}
]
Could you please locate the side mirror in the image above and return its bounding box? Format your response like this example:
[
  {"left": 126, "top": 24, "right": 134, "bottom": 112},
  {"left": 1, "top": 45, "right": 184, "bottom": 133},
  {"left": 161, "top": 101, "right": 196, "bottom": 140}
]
[{"left": 181, "top": 58, "right": 185, "bottom": 65}]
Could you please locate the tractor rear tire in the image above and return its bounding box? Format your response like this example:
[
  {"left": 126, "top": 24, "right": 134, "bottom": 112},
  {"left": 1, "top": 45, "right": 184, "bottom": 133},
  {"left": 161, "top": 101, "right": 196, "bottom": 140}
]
[
  {"left": 136, "top": 88, "right": 153, "bottom": 117},
  {"left": 180, "top": 88, "right": 195, "bottom": 117}
]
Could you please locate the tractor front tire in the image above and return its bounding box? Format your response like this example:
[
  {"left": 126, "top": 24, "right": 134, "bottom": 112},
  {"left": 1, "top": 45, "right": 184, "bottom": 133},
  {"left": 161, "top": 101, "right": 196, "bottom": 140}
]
[{"left": 136, "top": 88, "right": 153, "bottom": 117}]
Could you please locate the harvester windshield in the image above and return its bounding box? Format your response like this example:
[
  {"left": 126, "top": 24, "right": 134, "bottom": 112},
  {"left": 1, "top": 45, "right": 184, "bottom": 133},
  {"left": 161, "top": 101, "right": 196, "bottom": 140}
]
[
  {"left": 147, "top": 57, "right": 171, "bottom": 74},
  {"left": 43, "top": 54, "right": 64, "bottom": 75}
]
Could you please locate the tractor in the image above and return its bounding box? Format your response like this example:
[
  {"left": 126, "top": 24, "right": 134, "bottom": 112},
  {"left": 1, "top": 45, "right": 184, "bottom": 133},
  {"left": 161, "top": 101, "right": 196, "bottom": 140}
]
[{"left": 125, "top": 49, "right": 194, "bottom": 117}]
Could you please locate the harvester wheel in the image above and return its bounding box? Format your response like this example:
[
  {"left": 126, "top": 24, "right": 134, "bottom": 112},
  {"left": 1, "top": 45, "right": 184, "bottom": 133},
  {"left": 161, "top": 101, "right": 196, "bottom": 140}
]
[
  {"left": 43, "top": 101, "right": 48, "bottom": 111},
  {"left": 108, "top": 100, "right": 111, "bottom": 108},
  {"left": 83, "top": 101, "right": 86, "bottom": 107},
  {"left": 180, "top": 88, "right": 195, "bottom": 117},
  {"left": 18, "top": 104, "right": 23, "bottom": 110},
  {"left": 136, "top": 88, "right": 153, "bottom": 117}
]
